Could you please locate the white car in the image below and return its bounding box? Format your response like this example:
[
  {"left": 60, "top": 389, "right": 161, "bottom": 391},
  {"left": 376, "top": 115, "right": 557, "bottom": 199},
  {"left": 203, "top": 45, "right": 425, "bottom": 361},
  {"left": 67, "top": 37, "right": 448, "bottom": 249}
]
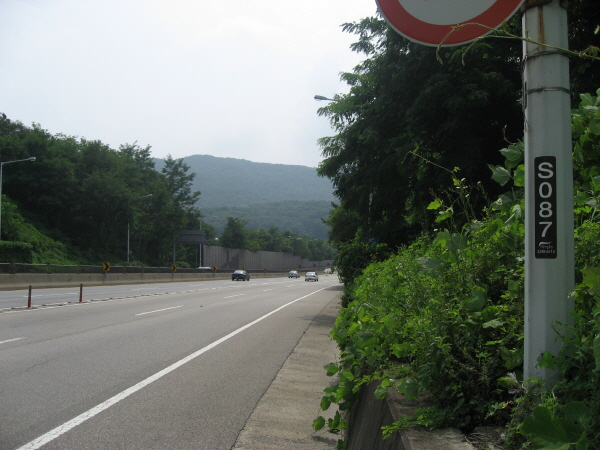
[
  {"left": 305, "top": 271, "right": 319, "bottom": 282},
  {"left": 288, "top": 270, "right": 299, "bottom": 278}
]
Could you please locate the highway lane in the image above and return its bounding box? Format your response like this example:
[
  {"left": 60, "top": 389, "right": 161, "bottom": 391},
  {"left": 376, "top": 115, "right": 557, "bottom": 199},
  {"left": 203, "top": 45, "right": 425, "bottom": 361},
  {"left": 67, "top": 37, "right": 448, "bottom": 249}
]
[
  {"left": 0, "top": 278, "right": 274, "bottom": 310},
  {"left": 0, "top": 276, "right": 341, "bottom": 449}
]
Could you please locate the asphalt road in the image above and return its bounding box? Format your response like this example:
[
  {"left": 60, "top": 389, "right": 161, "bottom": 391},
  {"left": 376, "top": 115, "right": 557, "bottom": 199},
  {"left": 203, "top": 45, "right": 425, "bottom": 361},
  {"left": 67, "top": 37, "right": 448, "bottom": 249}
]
[{"left": 0, "top": 276, "right": 341, "bottom": 449}]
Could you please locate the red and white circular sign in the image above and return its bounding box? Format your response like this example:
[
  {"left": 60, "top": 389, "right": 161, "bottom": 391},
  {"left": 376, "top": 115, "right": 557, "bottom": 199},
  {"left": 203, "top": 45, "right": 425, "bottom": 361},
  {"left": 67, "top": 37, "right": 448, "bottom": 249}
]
[{"left": 376, "top": 0, "right": 524, "bottom": 46}]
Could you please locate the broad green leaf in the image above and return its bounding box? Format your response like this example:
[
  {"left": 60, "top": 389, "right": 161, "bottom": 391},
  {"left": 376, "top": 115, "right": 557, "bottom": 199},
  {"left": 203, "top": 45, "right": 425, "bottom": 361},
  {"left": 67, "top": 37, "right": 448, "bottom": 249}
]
[
  {"left": 397, "top": 377, "right": 419, "bottom": 400},
  {"left": 427, "top": 199, "right": 442, "bottom": 210},
  {"left": 581, "top": 267, "right": 600, "bottom": 290},
  {"left": 521, "top": 406, "right": 570, "bottom": 450},
  {"left": 488, "top": 164, "right": 512, "bottom": 186},
  {"left": 466, "top": 286, "right": 487, "bottom": 311},
  {"left": 482, "top": 306, "right": 499, "bottom": 322},
  {"left": 417, "top": 257, "right": 442, "bottom": 273},
  {"left": 435, "top": 208, "right": 453, "bottom": 223},
  {"left": 313, "top": 416, "right": 326, "bottom": 431},
  {"left": 482, "top": 319, "right": 504, "bottom": 329},
  {"left": 321, "top": 397, "right": 331, "bottom": 411},
  {"left": 324, "top": 363, "right": 338, "bottom": 376},
  {"left": 562, "top": 402, "right": 591, "bottom": 443},
  {"left": 447, "top": 233, "right": 467, "bottom": 251},
  {"left": 374, "top": 383, "right": 388, "bottom": 399},
  {"left": 433, "top": 230, "right": 451, "bottom": 247},
  {"left": 499, "top": 145, "right": 524, "bottom": 163},
  {"left": 589, "top": 119, "right": 600, "bottom": 135},
  {"left": 514, "top": 164, "right": 525, "bottom": 186},
  {"left": 340, "top": 370, "right": 355, "bottom": 382}
]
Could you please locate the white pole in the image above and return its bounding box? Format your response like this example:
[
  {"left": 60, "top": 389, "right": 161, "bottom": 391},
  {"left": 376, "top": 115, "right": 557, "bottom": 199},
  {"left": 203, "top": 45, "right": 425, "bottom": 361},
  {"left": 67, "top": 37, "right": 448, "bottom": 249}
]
[
  {"left": 523, "top": 0, "right": 574, "bottom": 384},
  {"left": 127, "top": 222, "right": 130, "bottom": 263}
]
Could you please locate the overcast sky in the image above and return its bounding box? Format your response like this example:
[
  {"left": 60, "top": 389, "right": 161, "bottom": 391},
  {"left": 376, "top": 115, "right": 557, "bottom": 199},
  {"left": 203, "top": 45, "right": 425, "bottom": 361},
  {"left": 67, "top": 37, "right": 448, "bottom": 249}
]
[{"left": 0, "top": 0, "right": 378, "bottom": 168}]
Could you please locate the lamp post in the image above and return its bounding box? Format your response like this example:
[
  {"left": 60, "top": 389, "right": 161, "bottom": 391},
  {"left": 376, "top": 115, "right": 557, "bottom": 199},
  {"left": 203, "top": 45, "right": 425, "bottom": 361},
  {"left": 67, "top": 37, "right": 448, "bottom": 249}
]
[
  {"left": 0, "top": 157, "right": 36, "bottom": 240},
  {"left": 314, "top": 95, "right": 334, "bottom": 101},
  {"left": 127, "top": 194, "right": 152, "bottom": 263}
]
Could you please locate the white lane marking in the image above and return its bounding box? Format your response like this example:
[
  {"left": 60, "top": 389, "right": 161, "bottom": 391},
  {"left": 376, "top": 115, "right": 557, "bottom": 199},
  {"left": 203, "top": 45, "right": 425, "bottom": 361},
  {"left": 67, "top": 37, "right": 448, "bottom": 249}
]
[
  {"left": 16, "top": 287, "right": 327, "bottom": 450},
  {"left": 223, "top": 294, "right": 245, "bottom": 299},
  {"left": 135, "top": 306, "right": 183, "bottom": 316},
  {"left": 0, "top": 337, "right": 26, "bottom": 345},
  {"left": 263, "top": 289, "right": 274, "bottom": 292},
  {"left": 21, "top": 293, "right": 78, "bottom": 298}
]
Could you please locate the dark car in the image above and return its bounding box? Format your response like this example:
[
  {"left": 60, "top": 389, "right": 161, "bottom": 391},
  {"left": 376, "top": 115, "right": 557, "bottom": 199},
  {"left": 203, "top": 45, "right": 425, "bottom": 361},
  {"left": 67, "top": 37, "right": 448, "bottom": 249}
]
[{"left": 232, "top": 270, "right": 249, "bottom": 281}]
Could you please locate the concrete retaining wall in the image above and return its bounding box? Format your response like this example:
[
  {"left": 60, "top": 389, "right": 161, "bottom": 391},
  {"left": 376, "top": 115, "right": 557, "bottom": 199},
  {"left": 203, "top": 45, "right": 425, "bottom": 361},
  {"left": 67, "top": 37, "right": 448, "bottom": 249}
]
[
  {"left": 0, "top": 271, "right": 289, "bottom": 291},
  {"left": 202, "top": 245, "right": 332, "bottom": 271},
  {"left": 346, "top": 381, "right": 474, "bottom": 450}
]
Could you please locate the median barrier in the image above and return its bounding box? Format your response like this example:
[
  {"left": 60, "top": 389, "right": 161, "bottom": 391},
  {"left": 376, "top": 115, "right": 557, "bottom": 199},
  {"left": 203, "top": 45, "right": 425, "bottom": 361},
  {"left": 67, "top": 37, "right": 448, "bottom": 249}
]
[{"left": 0, "top": 271, "right": 293, "bottom": 291}]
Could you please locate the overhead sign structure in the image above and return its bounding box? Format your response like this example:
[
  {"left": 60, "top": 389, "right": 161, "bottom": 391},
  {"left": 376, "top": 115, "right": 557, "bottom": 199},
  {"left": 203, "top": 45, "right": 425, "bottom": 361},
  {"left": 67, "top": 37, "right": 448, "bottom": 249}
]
[{"left": 375, "top": 0, "right": 525, "bottom": 46}]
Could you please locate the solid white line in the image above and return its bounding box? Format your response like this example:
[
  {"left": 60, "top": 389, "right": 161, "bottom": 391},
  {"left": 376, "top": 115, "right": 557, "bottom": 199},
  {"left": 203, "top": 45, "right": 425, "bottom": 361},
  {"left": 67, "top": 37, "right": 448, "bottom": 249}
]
[
  {"left": 0, "top": 337, "right": 25, "bottom": 345},
  {"left": 16, "top": 287, "right": 327, "bottom": 450},
  {"left": 223, "top": 294, "right": 244, "bottom": 298},
  {"left": 135, "top": 305, "right": 183, "bottom": 316}
]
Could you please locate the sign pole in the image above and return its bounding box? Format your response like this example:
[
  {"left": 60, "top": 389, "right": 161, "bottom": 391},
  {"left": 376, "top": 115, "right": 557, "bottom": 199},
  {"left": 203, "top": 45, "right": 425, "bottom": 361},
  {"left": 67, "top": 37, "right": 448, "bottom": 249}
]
[{"left": 522, "top": 0, "right": 574, "bottom": 383}]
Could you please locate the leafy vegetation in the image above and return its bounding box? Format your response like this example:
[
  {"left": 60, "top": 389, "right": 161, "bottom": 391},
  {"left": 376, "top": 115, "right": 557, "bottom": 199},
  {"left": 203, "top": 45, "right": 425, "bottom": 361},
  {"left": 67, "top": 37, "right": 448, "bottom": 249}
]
[
  {"left": 202, "top": 200, "right": 332, "bottom": 240},
  {"left": 315, "top": 91, "right": 600, "bottom": 449},
  {"left": 0, "top": 114, "right": 336, "bottom": 266},
  {"left": 220, "top": 216, "right": 336, "bottom": 261}
]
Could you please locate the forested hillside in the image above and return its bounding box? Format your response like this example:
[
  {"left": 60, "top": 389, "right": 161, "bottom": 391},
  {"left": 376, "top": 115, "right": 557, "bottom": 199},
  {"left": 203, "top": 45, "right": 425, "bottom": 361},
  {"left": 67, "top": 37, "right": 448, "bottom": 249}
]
[
  {"left": 154, "top": 154, "right": 335, "bottom": 208},
  {"left": 0, "top": 115, "right": 335, "bottom": 266},
  {"left": 201, "top": 200, "right": 331, "bottom": 240}
]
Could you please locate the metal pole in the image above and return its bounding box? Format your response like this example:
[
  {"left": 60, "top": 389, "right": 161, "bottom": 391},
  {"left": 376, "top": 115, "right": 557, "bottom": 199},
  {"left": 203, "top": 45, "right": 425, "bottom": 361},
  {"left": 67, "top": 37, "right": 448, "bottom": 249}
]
[
  {"left": 127, "top": 222, "right": 130, "bottom": 263},
  {"left": 79, "top": 283, "right": 83, "bottom": 303},
  {"left": 523, "top": 0, "right": 574, "bottom": 384},
  {"left": 27, "top": 285, "right": 32, "bottom": 309},
  {"left": 173, "top": 233, "right": 176, "bottom": 266}
]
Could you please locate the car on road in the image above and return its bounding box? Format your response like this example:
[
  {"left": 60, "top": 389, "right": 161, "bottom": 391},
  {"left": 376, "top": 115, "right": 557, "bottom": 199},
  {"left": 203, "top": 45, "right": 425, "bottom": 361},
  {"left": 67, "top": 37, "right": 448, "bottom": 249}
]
[
  {"left": 305, "top": 271, "right": 319, "bottom": 282},
  {"left": 288, "top": 270, "right": 299, "bottom": 278},
  {"left": 232, "top": 270, "right": 250, "bottom": 281}
]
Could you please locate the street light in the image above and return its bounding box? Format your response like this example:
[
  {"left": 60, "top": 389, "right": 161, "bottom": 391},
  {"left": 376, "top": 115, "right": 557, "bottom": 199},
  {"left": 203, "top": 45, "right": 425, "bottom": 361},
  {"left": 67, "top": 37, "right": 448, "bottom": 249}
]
[
  {"left": 127, "top": 194, "right": 152, "bottom": 263},
  {"left": 314, "top": 95, "right": 334, "bottom": 101},
  {"left": 0, "top": 157, "right": 36, "bottom": 240}
]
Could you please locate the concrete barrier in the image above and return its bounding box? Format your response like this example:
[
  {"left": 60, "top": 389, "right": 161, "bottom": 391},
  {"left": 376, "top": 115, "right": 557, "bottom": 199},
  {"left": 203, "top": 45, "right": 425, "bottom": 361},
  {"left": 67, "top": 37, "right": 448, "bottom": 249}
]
[
  {"left": 346, "top": 381, "right": 474, "bottom": 450},
  {"left": 0, "top": 271, "right": 289, "bottom": 291}
]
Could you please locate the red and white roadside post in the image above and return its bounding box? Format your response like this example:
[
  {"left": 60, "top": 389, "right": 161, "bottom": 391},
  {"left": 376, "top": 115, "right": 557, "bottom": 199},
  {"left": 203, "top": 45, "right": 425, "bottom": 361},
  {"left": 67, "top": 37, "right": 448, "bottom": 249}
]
[
  {"left": 522, "top": 0, "right": 574, "bottom": 384},
  {"left": 375, "top": 0, "right": 575, "bottom": 385}
]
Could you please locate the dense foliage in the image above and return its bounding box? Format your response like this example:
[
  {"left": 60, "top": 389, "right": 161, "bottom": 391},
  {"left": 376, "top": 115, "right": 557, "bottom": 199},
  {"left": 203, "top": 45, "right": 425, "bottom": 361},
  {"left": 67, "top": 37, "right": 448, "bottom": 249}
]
[
  {"left": 203, "top": 200, "right": 332, "bottom": 240},
  {"left": 315, "top": 92, "right": 600, "bottom": 450},
  {"left": 0, "top": 115, "right": 336, "bottom": 265},
  {"left": 0, "top": 115, "right": 209, "bottom": 265},
  {"left": 319, "top": 3, "right": 600, "bottom": 264},
  {"left": 220, "top": 216, "right": 336, "bottom": 261},
  {"left": 313, "top": 4, "right": 600, "bottom": 448}
]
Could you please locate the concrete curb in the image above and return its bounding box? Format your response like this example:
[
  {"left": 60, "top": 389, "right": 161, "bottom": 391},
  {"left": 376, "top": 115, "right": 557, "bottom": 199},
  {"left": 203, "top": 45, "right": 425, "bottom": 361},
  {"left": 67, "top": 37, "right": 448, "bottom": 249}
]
[
  {"left": 232, "top": 289, "right": 476, "bottom": 450},
  {"left": 232, "top": 293, "right": 342, "bottom": 450}
]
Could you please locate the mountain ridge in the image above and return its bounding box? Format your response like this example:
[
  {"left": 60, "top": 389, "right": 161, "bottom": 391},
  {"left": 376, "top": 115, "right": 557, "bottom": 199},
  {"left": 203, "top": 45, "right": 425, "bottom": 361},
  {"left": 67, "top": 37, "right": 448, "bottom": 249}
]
[{"left": 155, "top": 154, "right": 335, "bottom": 208}]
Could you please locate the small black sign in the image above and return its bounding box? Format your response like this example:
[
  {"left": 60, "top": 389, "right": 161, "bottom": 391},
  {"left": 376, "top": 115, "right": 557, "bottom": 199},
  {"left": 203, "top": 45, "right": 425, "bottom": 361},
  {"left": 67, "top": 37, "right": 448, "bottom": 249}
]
[{"left": 534, "top": 156, "right": 557, "bottom": 259}]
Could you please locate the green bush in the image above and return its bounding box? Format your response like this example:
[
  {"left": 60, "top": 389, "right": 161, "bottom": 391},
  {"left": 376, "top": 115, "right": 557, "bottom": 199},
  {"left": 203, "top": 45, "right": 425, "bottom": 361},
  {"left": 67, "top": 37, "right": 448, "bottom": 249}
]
[
  {"left": 315, "top": 91, "right": 600, "bottom": 449},
  {"left": 0, "top": 241, "right": 33, "bottom": 263}
]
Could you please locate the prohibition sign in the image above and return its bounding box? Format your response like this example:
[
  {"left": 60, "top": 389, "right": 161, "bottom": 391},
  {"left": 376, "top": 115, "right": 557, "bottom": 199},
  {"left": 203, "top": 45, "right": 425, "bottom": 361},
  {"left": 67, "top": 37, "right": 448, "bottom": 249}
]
[{"left": 376, "top": 0, "right": 525, "bottom": 46}]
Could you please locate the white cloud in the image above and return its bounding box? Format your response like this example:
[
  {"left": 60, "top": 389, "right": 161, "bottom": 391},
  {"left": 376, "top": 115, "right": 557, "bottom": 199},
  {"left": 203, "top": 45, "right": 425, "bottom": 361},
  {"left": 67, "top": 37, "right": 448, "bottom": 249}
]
[{"left": 0, "top": 0, "right": 378, "bottom": 167}]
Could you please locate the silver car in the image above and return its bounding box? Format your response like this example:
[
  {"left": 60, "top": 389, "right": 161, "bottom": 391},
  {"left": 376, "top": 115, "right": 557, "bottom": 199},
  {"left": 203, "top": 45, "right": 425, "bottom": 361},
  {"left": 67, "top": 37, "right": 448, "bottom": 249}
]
[{"left": 305, "top": 271, "right": 319, "bottom": 282}]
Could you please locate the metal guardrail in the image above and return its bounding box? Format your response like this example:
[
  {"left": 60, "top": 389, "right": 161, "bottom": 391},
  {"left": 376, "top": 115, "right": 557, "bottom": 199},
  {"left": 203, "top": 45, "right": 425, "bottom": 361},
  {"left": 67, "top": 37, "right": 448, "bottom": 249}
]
[{"left": 0, "top": 264, "right": 328, "bottom": 275}]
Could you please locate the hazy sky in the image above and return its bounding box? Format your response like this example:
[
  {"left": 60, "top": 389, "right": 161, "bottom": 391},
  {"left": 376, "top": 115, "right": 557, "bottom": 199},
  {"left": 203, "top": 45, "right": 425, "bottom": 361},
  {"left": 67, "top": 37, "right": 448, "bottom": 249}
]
[{"left": 0, "top": 0, "right": 378, "bottom": 168}]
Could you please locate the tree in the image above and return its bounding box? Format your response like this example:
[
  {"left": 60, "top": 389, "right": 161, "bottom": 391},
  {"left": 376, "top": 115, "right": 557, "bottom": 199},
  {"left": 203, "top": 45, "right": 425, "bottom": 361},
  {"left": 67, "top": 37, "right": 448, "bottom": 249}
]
[{"left": 221, "top": 217, "right": 248, "bottom": 249}]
